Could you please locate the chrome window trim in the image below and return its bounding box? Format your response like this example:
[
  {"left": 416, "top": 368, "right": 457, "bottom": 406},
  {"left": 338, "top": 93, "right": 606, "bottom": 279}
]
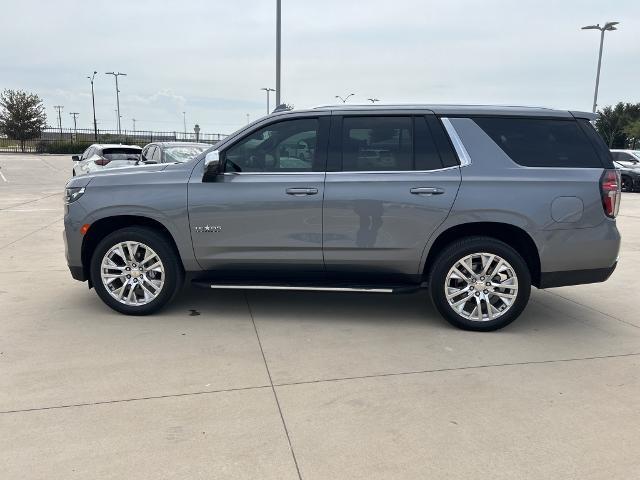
[
  {"left": 219, "top": 165, "right": 460, "bottom": 176},
  {"left": 441, "top": 117, "right": 472, "bottom": 166},
  {"left": 220, "top": 171, "right": 322, "bottom": 176},
  {"left": 327, "top": 166, "right": 460, "bottom": 175}
]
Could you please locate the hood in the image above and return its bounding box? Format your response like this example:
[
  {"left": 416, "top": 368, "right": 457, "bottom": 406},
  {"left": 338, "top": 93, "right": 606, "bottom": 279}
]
[{"left": 66, "top": 163, "right": 170, "bottom": 189}]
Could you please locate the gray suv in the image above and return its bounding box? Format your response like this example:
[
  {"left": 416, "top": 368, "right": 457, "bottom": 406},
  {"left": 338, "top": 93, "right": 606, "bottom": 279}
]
[{"left": 63, "top": 105, "right": 621, "bottom": 331}]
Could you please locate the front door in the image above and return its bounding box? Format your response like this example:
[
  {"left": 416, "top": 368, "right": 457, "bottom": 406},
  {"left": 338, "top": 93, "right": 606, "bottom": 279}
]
[
  {"left": 188, "top": 116, "right": 329, "bottom": 274},
  {"left": 322, "top": 114, "right": 461, "bottom": 279}
]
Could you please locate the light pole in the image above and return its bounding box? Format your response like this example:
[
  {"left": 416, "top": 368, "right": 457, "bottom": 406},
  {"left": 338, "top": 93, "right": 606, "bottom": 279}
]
[
  {"left": 132, "top": 118, "right": 136, "bottom": 132},
  {"left": 581, "top": 22, "right": 619, "bottom": 113},
  {"left": 261, "top": 87, "right": 275, "bottom": 114},
  {"left": 335, "top": 93, "right": 355, "bottom": 103},
  {"left": 275, "top": 0, "right": 281, "bottom": 107},
  {"left": 87, "top": 71, "right": 98, "bottom": 141},
  {"left": 367, "top": 98, "right": 380, "bottom": 103},
  {"left": 182, "top": 111, "right": 187, "bottom": 138},
  {"left": 105, "top": 71, "right": 127, "bottom": 134}
]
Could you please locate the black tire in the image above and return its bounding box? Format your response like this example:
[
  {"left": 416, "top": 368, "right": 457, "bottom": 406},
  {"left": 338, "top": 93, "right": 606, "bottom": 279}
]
[
  {"left": 621, "top": 176, "right": 631, "bottom": 192},
  {"left": 428, "top": 236, "right": 531, "bottom": 332},
  {"left": 90, "top": 226, "right": 184, "bottom": 315}
]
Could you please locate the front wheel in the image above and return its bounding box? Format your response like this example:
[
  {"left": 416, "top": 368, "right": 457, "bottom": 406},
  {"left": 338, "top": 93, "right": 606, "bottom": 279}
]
[
  {"left": 428, "top": 237, "right": 531, "bottom": 331},
  {"left": 90, "top": 227, "right": 184, "bottom": 315}
]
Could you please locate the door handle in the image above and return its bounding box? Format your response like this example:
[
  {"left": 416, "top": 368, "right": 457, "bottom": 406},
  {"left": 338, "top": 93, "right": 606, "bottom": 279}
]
[
  {"left": 286, "top": 187, "right": 318, "bottom": 196},
  {"left": 410, "top": 187, "right": 445, "bottom": 195}
]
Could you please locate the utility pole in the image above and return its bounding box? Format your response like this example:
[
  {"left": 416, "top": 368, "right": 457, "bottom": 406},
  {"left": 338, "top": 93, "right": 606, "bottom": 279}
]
[
  {"left": 87, "top": 71, "right": 98, "bottom": 141},
  {"left": 114, "top": 110, "right": 118, "bottom": 130},
  {"left": 69, "top": 112, "right": 79, "bottom": 140},
  {"left": 275, "top": 0, "right": 281, "bottom": 107},
  {"left": 105, "top": 71, "right": 127, "bottom": 134},
  {"left": 53, "top": 105, "right": 64, "bottom": 135},
  {"left": 581, "top": 22, "right": 619, "bottom": 113},
  {"left": 261, "top": 87, "right": 275, "bottom": 114},
  {"left": 132, "top": 118, "right": 136, "bottom": 132}
]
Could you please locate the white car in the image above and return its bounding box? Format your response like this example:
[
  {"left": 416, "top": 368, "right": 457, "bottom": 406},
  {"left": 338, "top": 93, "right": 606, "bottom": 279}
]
[{"left": 72, "top": 144, "right": 142, "bottom": 176}]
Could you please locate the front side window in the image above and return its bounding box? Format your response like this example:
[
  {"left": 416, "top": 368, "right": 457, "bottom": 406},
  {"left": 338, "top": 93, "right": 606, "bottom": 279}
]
[
  {"left": 473, "top": 117, "right": 602, "bottom": 168},
  {"left": 223, "top": 118, "right": 319, "bottom": 172}
]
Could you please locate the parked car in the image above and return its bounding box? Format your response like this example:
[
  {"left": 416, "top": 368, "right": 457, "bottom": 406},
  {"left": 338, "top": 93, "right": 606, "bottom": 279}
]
[
  {"left": 140, "top": 142, "right": 211, "bottom": 164},
  {"left": 72, "top": 144, "right": 142, "bottom": 176},
  {"left": 63, "top": 105, "right": 621, "bottom": 331},
  {"left": 611, "top": 149, "right": 640, "bottom": 191}
]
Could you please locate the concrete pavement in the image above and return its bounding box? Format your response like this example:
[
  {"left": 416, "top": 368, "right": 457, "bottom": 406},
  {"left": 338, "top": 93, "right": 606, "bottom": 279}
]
[{"left": 1, "top": 153, "right": 639, "bottom": 479}]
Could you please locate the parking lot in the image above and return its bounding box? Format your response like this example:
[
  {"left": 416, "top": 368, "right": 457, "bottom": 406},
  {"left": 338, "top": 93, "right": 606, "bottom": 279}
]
[{"left": 1, "top": 152, "right": 639, "bottom": 479}]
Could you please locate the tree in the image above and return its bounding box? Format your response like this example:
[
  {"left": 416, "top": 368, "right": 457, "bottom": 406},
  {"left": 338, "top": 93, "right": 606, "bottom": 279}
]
[
  {"left": 594, "top": 102, "right": 640, "bottom": 148},
  {"left": 0, "top": 89, "right": 47, "bottom": 152},
  {"left": 624, "top": 120, "right": 640, "bottom": 149}
]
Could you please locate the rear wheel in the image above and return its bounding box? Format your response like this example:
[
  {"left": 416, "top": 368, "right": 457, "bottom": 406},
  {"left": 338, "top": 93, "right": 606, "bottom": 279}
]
[
  {"left": 428, "top": 236, "right": 531, "bottom": 331},
  {"left": 90, "top": 227, "right": 183, "bottom": 315}
]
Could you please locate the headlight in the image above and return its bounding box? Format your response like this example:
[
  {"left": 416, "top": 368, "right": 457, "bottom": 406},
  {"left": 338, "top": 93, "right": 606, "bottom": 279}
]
[{"left": 65, "top": 186, "right": 86, "bottom": 204}]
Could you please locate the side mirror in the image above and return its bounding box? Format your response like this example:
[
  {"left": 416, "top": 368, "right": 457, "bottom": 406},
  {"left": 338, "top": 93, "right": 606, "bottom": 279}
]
[
  {"left": 204, "top": 150, "right": 220, "bottom": 172},
  {"left": 72, "top": 155, "right": 80, "bottom": 161}
]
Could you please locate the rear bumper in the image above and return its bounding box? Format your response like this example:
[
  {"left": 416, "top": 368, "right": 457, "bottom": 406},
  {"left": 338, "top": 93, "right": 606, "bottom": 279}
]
[
  {"left": 69, "top": 265, "right": 87, "bottom": 282},
  {"left": 539, "top": 261, "right": 617, "bottom": 289}
]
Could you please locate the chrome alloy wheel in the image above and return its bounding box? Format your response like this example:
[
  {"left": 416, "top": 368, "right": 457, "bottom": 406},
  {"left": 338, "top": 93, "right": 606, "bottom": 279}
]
[
  {"left": 444, "top": 252, "right": 519, "bottom": 322},
  {"left": 100, "top": 241, "right": 165, "bottom": 306}
]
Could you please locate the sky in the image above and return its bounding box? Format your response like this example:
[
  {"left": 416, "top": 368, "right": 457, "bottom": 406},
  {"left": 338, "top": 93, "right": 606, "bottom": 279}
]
[{"left": 1, "top": 0, "right": 638, "bottom": 135}]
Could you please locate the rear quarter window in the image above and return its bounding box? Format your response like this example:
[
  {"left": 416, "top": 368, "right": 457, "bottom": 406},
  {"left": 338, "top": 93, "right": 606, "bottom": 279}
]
[{"left": 473, "top": 117, "right": 603, "bottom": 168}]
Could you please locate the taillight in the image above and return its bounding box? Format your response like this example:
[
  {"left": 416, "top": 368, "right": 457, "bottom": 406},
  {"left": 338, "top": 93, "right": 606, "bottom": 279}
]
[
  {"left": 600, "top": 169, "right": 621, "bottom": 218},
  {"left": 94, "top": 158, "right": 111, "bottom": 166}
]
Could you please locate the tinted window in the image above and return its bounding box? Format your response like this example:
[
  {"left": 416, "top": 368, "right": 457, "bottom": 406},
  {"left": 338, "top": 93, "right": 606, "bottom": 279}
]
[
  {"left": 414, "top": 117, "right": 444, "bottom": 170},
  {"left": 224, "top": 118, "right": 318, "bottom": 172},
  {"left": 576, "top": 119, "right": 613, "bottom": 168},
  {"left": 473, "top": 117, "right": 602, "bottom": 168},
  {"left": 102, "top": 148, "right": 141, "bottom": 161},
  {"left": 342, "top": 116, "right": 413, "bottom": 171},
  {"left": 613, "top": 152, "right": 638, "bottom": 163}
]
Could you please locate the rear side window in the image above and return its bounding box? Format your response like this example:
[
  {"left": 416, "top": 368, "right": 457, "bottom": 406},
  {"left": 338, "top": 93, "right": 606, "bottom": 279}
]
[
  {"left": 473, "top": 117, "right": 602, "bottom": 168},
  {"left": 340, "top": 116, "right": 445, "bottom": 171},
  {"left": 342, "top": 116, "right": 413, "bottom": 171}
]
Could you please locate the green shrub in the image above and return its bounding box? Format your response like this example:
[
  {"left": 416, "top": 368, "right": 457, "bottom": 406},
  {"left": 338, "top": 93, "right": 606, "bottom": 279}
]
[{"left": 36, "top": 141, "right": 93, "bottom": 154}]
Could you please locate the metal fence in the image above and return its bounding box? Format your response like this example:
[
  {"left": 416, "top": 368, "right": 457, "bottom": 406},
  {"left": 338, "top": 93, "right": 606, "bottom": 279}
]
[{"left": 0, "top": 127, "right": 227, "bottom": 153}]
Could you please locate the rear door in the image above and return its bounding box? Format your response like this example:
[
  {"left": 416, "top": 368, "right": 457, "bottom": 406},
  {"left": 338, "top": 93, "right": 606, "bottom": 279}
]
[
  {"left": 188, "top": 115, "right": 330, "bottom": 273},
  {"left": 322, "top": 113, "right": 461, "bottom": 278}
]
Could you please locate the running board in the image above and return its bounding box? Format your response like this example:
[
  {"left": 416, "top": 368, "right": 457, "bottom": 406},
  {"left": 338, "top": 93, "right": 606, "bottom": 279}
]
[{"left": 192, "top": 281, "right": 422, "bottom": 294}]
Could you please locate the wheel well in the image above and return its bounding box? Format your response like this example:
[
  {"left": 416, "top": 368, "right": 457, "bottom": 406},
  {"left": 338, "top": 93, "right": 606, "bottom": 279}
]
[
  {"left": 424, "top": 222, "right": 541, "bottom": 287},
  {"left": 81, "top": 215, "right": 183, "bottom": 285}
]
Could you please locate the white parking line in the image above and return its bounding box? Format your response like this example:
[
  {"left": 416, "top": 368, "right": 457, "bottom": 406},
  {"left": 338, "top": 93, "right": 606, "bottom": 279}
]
[{"left": 0, "top": 170, "right": 7, "bottom": 182}]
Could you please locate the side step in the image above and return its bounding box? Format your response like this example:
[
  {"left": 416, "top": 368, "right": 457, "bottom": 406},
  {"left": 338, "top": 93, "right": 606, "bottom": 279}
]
[{"left": 192, "top": 281, "right": 423, "bottom": 294}]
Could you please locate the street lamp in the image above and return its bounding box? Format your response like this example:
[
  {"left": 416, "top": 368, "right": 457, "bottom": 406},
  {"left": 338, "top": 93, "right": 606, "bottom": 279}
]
[
  {"left": 581, "top": 21, "right": 619, "bottom": 113},
  {"left": 86, "top": 71, "right": 98, "bottom": 140},
  {"left": 335, "top": 93, "right": 355, "bottom": 103},
  {"left": 105, "top": 71, "right": 127, "bottom": 134},
  {"left": 367, "top": 98, "right": 380, "bottom": 103},
  {"left": 261, "top": 87, "right": 276, "bottom": 114}
]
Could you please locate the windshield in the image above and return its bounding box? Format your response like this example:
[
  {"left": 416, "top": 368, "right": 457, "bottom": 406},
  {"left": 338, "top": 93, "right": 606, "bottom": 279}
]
[
  {"left": 102, "top": 148, "right": 141, "bottom": 162},
  {"left": 164, "top": 145, "right": 209, "bottom": 163}
]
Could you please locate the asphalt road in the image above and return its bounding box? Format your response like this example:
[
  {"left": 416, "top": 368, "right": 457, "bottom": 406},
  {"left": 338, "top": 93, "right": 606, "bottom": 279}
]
[{"left": 1, "top": 153, "right": 639, "bottom": 479}]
